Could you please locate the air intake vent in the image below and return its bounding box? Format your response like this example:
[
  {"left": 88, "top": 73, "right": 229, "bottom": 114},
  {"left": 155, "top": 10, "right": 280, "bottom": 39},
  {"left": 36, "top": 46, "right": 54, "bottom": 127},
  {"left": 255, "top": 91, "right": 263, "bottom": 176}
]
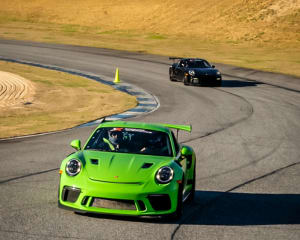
[
  {"left": 148, "top": 194, "right": 171, "bottom": 211},
  {"left": 91, "top": 159, "right": 99, "bottom": 165},
  {"left": 62, "top": 186, "right": 81, "bottom": 203},
  {"left": 141, "top": 163, "right": 153, "bottom": 169}
]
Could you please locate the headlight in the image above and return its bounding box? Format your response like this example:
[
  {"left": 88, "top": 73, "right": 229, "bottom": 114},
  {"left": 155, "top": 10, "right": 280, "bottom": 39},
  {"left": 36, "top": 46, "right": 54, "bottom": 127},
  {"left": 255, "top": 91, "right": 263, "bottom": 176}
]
[
  {"left": 216, "top": 71, "right": 221, "bottom": 75},
  {"left": 156, "top": 166, "right": 174, "bottom": 184},
  {"left": 66, "top": 159, "right": 81, "bottom": 176},
  {"left": 188, "top": 70, "right": 195, "bottom": 76}
]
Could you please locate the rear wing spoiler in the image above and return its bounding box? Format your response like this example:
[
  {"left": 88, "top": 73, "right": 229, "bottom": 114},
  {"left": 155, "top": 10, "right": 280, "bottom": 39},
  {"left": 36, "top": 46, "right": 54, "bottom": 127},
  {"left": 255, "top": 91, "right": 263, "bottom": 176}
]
[
  {"left": 169, "top": 57, "right": 183, "bottom": 60},
  {"left": 98, "top": 118, "right": 192, "bottom": 134},
  {"left": 169, "top": 57, "right": 183, "bottom": 63},
  {"left": 161, "top": 123, "right": 192, "bottom": 133}
]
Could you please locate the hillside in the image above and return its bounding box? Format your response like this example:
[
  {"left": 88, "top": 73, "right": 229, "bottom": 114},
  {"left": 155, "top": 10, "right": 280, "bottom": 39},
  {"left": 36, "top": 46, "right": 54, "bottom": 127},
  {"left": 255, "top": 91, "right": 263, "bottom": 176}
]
[
  {"left": 0, "top": 0, "right": 299, "bottom": 76},
  {"left": 1, "top": 0, "right": 299, "bottom": 44}
]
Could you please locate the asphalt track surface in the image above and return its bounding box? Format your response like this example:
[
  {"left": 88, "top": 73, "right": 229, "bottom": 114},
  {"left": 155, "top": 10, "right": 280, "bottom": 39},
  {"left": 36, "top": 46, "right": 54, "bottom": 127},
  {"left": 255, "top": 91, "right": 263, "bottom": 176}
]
[{"left": 0, "top": 39, "right": 300, "bottom": 240}]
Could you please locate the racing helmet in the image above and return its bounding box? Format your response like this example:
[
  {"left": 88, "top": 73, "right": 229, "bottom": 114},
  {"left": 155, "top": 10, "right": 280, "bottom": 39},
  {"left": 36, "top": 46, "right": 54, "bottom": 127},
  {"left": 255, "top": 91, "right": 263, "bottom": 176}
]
[{"left": 108, "top": 128, "right": 123, "bottom": 145}]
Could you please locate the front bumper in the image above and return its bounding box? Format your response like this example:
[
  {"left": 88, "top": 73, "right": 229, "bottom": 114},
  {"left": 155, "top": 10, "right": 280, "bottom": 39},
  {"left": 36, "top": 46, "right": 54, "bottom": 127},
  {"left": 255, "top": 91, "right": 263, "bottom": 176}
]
[
  {"left": 191, "top": 75, "right": 222, "bottom": 85},
  {"left": 58, "top": 175, "right": 180, "bottom": 216}
]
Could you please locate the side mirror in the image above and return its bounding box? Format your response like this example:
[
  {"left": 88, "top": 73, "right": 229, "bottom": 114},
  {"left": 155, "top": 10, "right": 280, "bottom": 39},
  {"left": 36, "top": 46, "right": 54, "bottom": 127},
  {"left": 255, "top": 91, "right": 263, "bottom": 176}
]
[
  {"left": 212, "top": 65, "right": 215, "bottom": 68},
  {"left": 70, "top": 139, "right": 81, "bottom": 151},
  {"left": 181, "top": 146, "right": 193, "bottom": 157}
]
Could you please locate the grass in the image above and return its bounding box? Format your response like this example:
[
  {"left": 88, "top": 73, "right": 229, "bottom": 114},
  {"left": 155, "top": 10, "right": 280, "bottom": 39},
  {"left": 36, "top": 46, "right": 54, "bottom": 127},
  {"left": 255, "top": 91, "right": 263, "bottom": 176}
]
[
  {"left": 147, "top": 34, "right": 167, "bottom": 40},
  {"left": 62, "top": 24, "right": 79, "bottom": 33},
  {"left": 0, "top": 61, "right": 137, "bottom": 139}
]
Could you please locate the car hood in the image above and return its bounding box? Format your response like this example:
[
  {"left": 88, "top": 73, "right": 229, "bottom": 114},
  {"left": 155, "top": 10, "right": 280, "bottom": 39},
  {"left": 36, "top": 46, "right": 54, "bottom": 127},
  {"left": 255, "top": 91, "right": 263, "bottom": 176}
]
[
  {"left": 190, "top": 68, "right": 218, "bottom": 75},
  {"left": 82, "top": 150, "right": 172, "bottom": 183}
]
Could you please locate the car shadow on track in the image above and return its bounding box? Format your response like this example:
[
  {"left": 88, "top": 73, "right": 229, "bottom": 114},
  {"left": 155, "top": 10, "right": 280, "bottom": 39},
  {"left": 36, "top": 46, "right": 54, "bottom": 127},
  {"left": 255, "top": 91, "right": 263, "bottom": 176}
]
[
  {"left": 74, "top": 190, "right": 300, "bottom": 225},
  {"left": 75, "top": 211, "right": 174, "bottom": 224},
  {"left": 219, "top": 80, "right": 264, "bottom": 88},
  {"left": 184, "top": 190, "right": 300, "bottom": 226},
  {"left": 185, "top": 80, "right": 263, "bottom": 88}
]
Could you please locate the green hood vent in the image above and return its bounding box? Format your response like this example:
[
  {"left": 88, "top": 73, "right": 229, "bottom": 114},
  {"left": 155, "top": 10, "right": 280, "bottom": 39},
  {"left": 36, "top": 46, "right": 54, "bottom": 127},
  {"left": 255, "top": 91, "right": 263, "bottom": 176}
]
[
  {"left": 141, "top": 163, "right": 153, "bottom": 169},
  {"left": 83, "top": 151, "right": 171, "bottom": 183}
]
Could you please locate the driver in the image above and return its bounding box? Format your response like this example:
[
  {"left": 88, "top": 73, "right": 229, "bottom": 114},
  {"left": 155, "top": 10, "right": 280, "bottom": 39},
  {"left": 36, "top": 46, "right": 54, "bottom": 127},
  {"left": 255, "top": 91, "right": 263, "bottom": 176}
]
[{"left": 103, "top": 128, "right": 125, "bottom": 151}]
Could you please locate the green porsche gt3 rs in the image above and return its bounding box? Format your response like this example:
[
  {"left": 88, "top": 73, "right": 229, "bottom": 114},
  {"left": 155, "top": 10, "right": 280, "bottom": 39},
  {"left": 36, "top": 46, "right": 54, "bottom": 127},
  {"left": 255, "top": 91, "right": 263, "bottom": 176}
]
[{"left": 58, "top": 120, "right": 196, "bottom": 219}]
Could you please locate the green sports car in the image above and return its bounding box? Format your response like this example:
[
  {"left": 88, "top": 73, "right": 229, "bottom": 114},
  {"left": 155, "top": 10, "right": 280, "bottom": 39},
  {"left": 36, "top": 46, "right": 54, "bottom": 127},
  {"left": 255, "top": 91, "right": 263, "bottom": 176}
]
[{"left": 58, "top": 120, "right": 196, "bottom": 219}]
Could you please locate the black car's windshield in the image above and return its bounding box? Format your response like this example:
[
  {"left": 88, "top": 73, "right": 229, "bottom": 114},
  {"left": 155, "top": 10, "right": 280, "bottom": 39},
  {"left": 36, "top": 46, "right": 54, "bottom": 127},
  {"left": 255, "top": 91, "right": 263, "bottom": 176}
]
[
  {"left": 85, "top": 127, "right": 173, "bottom": 157},
  {"left": 186, "top": 60, "right": 211, "bottom": 68}
]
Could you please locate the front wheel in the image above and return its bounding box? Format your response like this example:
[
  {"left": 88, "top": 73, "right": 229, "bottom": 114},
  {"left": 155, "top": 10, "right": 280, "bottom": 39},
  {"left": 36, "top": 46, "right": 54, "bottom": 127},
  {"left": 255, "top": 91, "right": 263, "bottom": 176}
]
[
  {"left": 168, "top": 182, "right": 183, "bottom": 221},
  {"left": 169, "top": 69, "right": 176, "bottom": 81},
  {"left": 183, "top": 76, "right": 190, "bottom": 85},
  {"left": 187, "top": 164, "right": 196, "bottom": 203}
]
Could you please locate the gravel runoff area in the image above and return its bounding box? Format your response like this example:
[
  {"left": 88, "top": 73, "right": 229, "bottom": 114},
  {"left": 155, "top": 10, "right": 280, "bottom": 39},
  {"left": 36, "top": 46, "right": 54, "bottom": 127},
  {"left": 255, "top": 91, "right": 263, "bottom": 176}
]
[{"left": 0, "top": 71, "right": 35, "bottom": 108}]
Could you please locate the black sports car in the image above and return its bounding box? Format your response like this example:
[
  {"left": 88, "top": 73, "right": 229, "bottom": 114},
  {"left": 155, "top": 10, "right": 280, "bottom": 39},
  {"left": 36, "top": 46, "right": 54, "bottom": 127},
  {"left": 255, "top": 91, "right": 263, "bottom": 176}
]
[{"left": 169, "top": 58, "right": 222, "bottom": 86}]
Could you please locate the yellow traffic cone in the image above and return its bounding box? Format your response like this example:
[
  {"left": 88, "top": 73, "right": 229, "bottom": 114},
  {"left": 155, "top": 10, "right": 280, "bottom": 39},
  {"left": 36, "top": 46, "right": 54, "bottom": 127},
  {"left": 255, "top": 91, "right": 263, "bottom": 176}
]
[{"left": 114, "top": 68, "right": 121, "bottom": 84}]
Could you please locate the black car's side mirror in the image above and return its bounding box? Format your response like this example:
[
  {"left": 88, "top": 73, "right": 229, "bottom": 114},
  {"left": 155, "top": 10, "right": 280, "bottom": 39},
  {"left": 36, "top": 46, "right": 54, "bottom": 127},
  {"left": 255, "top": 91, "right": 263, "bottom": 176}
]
[{"left": 212, "top": 65, "right": 215, "bottom": 68}]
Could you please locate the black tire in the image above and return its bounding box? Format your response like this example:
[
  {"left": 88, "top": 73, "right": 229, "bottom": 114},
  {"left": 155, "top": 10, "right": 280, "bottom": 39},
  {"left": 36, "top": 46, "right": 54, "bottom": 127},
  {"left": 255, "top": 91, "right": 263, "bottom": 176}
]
[
  {"left": 169, "top": 69, "right": 176, "bottom": 81},
  {"left": 58, "top": 183, "right": 60, "bottom": 200},
  {"left": 187, "top": 164, "right": 196, "bottom": 203},
  {"left": 168, "top": 182, "right": 183, "bottom": 221},
  {"left": 183, "top": 76, "right": 190, "bottom": 85},
  {"left": 170, "top": 75, "right": 176, "bottom": 82}
]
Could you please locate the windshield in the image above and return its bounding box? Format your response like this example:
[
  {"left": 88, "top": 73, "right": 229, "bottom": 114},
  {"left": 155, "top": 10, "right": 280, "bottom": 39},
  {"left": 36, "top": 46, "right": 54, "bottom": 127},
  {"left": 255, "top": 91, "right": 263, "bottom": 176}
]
[
  {"left": 85, "top": 127, "right": 173, "bottom": 157},
  {"left": 187, "top": 60, "right": 211, "bottom": 68}
]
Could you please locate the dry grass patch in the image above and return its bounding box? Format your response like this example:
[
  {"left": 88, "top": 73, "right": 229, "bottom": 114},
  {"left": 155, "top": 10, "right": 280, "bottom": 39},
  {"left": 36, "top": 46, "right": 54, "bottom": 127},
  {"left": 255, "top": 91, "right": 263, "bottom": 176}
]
[{"left": 0, "top": 61, "right": 137, "bottom": 139}]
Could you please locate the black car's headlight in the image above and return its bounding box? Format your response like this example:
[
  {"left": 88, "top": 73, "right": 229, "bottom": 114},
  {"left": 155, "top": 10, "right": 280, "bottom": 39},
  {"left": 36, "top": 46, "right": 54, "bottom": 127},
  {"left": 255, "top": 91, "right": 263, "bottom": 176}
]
[
  {"left": 66, "top": 159, "right": 81, "bottom": 176},
  {"left": 216, "top": 71, "right": 221, "bottom": 75},
  {"left": 156, "top": 166, "right": 174, "bottom": 184},
  {"left": 188, "top": 70, "right": 195, "bottom": 76}
]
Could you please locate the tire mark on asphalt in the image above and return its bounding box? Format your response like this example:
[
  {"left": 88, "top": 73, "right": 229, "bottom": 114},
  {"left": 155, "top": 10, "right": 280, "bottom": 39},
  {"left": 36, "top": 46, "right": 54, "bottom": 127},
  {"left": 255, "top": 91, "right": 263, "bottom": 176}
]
[
  {"left": 223, "top": 73, "right": 300, "bottom": 94},
  {"left": 0, "top": 168, "right": 59, "bottom": 184},
  {"left": 180, "top": 87, "right": 254, "bottom": 144},
  {"left": 198, "top": 140, "right": 283, "bottom": 181},
  {"left": 180, "top": 84, "right": 294, "bottom": 181},
  {"left": 0, "top": 229, "right": 84, "bottom": 239},
  {"left": 171, "top": 161, "right": 300, "bottom": 240}
]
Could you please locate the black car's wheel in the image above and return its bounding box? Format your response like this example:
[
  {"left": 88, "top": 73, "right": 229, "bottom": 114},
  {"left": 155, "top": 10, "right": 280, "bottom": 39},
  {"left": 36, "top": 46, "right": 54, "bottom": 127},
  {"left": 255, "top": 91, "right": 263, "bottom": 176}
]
[
  {"left": 170, "top": 75, "right": 176, "bottom": 81},
  {"left": 168, "top": 181, "right": 183, "bottom": 221},
  {"left": 183, "top": 76, "right": 190, "bottom": 85},
  {"left": 169, "top": 69, "right": 176, "bottom": 81}
]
